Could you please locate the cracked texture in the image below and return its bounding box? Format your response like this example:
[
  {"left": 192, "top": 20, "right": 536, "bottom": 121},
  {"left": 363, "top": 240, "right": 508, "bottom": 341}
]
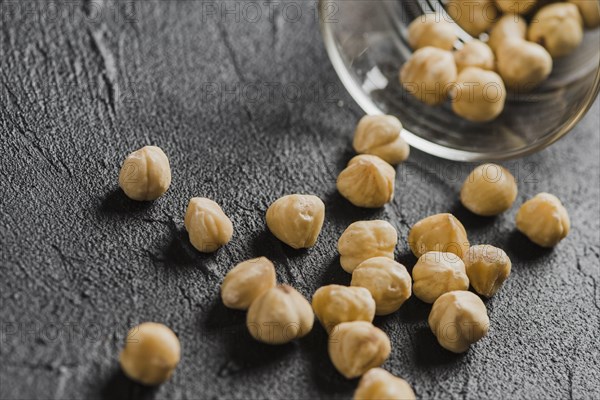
[{"left": 1, "top": 1, "right": 599, "bottom": 399}]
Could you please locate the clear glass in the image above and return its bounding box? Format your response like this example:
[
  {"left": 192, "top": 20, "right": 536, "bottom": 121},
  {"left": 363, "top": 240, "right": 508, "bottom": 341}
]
[{"left": 319, "top": 0, "right": 600, "bottom": 161}]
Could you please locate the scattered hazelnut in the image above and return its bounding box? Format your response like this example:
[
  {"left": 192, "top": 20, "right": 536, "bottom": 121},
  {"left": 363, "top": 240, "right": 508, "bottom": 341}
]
[
  {"left": 119, "top": 146, "right": 171, "bottom": 201},
  {"left": 528, "top": 3, "right": 584, "bottom": 58},
  {"left": 247, "top": 284, "right": 314, "bottom": 345},
  {"left": 400, "top": 47, "right": 457, "bottom": 106},
  {"left": 119, "top": 322, "right": 180, "bottom": 386},
  {"left": 336, "top": 155, "right": 395, "bottom": 208},
  {"left": 451, "top": 67, "right": 507, "bottom": 122},
  {"left": 265, "top": 194, "right": 325, "bottom": 249},
  {"left": 487, "top": 13, "right": 527, "bottom": 52},
  {"left": 568, "top": 0, "right": 600, "bottom": 28},
  {"left": 328, "top": 321, "right": 391, "bottom": 379},
  {"left": 408, "top": 213, "right": 470, "bottom": 258},
  {"left": 351, "top": 257, "right": 412, "bottom": 315},
  {"left": 407, "top": 13, "right": 458, "bottom": 51},
  {"left": 516, "top": 192, "right": 570, "bottom": 247},
  {"left": 495, "top": 0, "right": 537, "bottom": 15},
  {"left": 446, "top": 0, "right": 498, "bottom": 37},
  {"left": 496, "top": 38, "right": 553, "bottom": 91},
  {"left": 184, "top": 198, "right": 233, "bottom": 253},
  {"left": 354, "top": 368, "right": 416, "bottom": 400},
  {"left": 221, "top": 257, "right": 276, "bottom": 310},
  {"left": 454, "top": 40, "right": 495, "bottom": 72},
  {"left": 412, "top": 251, "right": 470, "bottom": 304},
  {"left": 464, "top": 245, "right": 511, "bottom": 297},
  {"left": 428, "top": 290, "right": 490, "bottom": 353},
  {"left": 460, "top": 163, "right": 518, "bottom": 216},
  {"left": 338, "top": 220, "right": 398, "bottom": 273},
  {"left": 312, "top": 285, "right": 376, "bottom": 333},
  {"left": 353, "top": 115, "right": 410, "bottom": 165}
]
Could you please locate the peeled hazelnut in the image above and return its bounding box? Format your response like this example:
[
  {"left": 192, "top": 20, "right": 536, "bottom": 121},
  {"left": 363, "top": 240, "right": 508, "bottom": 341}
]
[
  {"left": 412, "top": 252, "right": 469, "bottom": 304},
  {"left": 221, "top": 257, "right": 276, "bottom": 310},
  {"left": 528, "top": 3, "right": 584, "bottom": 58},
  {"left": 460, "top": 163, "right": 518, "bottom": 216},
  {"left": 266, "top": 194, "right": 325, "bottom": 249},
  {"left": 446, "top": 0, "right": 497, "bottom": 37},
  {"left": 496, "top": 38, "right": 552, "bottom": 91},
  {"left": 454, "top": 40, "right": 495, "bottom": 72},
  {"left": 407, "top": 13, "right": 457, "bottom": 51},
  {"left": 119, "top": 322, "right": 180, "bottom": 386},
  {"left": 353, "top": 115, "right": 410, "bottom": 165},
  {"left": 328, "top": 321, "right": 391, "bottom": 379},
  {"left": 568, "top": 0, "right": 600, "bottom": 28},
  {"left": 464, "top": 245, "right": 511, "bottom": 297},
  {"left": 312, "top": 285, "right": 376, "bottom": 333},
  {"left": 516, "top": 192, "right": 570, "bottom": 247},
  {"left": 184, "top": 198, "right": 233, "bottom": 253},
  {"left": 488, "top": 14, "right": 527, "bottom": 52},
  {"left": 247, "top": 284, "right": 314, "bottom": 345},
  {"left": 338, "top": 220, "right": 398, "bottom": 273},
  {"left": 119, "top": 146, "right": 171, "bottom": 201},
  {"left": 451, "top": 67, "right": 506, "bottom": 122},
  {"left": 337, "top": 155, "right": 395, "bottom": 208},
  {"left": 408, "top": 213, "right": 469, "bottom": 258},
  {"left": 400, "top": 47, "right": 457, "bottom": 106},
  {"left": 354, "top": 368, "right": 416, "bottom": 400},
  {"left": 351, "top": 257, "right": 412, "bottom": 315},
  {"left": 428, "top": 290, "right": 489, "bottom": 353},
  {"left": 495, "top": 0, "right": 537, "bottom": 15}
]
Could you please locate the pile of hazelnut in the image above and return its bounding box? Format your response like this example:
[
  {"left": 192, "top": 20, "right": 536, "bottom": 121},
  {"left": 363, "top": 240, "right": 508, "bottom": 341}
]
[
  {"left": 401, "top": 0, "right": 600, "bottom": 122},
  {"left": 114, "top": 108, "right": 571, "bottom": 397}
]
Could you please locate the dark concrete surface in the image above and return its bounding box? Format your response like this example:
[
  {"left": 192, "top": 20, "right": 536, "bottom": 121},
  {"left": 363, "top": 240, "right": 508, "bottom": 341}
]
[{"left": 1, "top": 1, "right": 599, "bottom": 399}]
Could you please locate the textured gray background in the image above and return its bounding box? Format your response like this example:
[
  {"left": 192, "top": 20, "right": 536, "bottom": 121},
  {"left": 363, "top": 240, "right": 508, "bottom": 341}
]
[{"left": 1, "top": 1, "right": 599, "bottom": 399}]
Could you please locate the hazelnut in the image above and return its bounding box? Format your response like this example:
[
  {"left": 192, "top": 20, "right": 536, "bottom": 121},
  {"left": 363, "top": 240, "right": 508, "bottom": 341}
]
[
  {"left": 338, "top": 220, "right": 398, "bottom": 273},
  {"left": 337, "top": 155, "right": 395, "bottom": 208},
  {"left": 353, "top": 115, "right": 410, "bottom": 165},
  {"left": 119, "top": 322, "right": 180, "bottom": 386},
  {"left": 221, "top": 257, "right": 276, "bottom": 310},
  {"left": 528, "top": 3, "right": 584, "bottom": 58},
  {"left": 516, "top": 192, "right": 570, "bottom": 247},
  {"left": 495, "top": 0, "right": 537, "bottom": 15},
  {"left": 184, "top": 198, "right": 233, "bottom": 253},
  {"left": 568, "top": 0, "right": 600, "bottom": 28},
  {"left": 412, "top": 252, "right": 470, "bottom": 304},
  {"left": 328, "top": 321, "right": 391, "bottom": 379},
  {"left": 446, "top": 0, "right": 498, "bottom": 37},
  {"left": 460, "top": 163, "right": 518, "bottom": 216},
  {"left": 496, "top": 38, "right": 553, "bottom": 91},
  {"left": 312, "top": 285, "right": 376, "bottom": 333},
  {"left": 454, "top": 40, "right": 495, "bottom": 72},
  {"left": 451, "top": 67, "right": 506, "bottom": 122},
  {"left": 464, "top": 245, "right": 511, "bottom": 297},
  {"left": 487, "top": 14, "right": 527, "bottom": 52},
  {"left": 428, "top": 290, "right": 489, "bottom": 353},
  {"left": 351, "top": 257, "right": 412, "bottom": 315},
  {"left": 400, "top": 47, "right": 457, "bottom": 106},
  {"left": 408, "top": 213, "right": 470, "bottom": 258},
  {"left": 265, "top": 194, "right": 325, "bottom": 249},
  {"left": 119, "top": 146, "right": 171, "bottom": 201},
  {"left": 407, "top": 13, "right": 458, "bottom": 51},
  {"left": 247, "top": 284, "right": 314, "bottom": 345},
  {"left": 354, "top": 368, "right": 416, "bottom": 400}
]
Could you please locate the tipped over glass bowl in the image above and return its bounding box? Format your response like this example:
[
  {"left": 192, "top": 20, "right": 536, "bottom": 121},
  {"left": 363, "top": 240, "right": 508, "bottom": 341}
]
[{"left": 319, "top": 0, "right": 600, "bottom": 161}]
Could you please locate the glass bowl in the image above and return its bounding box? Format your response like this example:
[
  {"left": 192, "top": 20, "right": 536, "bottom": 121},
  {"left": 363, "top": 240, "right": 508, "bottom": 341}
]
[{"left": 319, "top": 0, "right": 600, "bottom": 161}]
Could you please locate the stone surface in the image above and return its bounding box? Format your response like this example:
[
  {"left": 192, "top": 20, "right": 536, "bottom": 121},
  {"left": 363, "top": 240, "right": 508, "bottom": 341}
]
[{"left": 1, "top": 1, "right": 599, "bottom": 399}]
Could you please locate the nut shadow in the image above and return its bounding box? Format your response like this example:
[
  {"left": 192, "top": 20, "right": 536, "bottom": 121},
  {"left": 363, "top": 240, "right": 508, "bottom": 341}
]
[
  {"left": 99, "top": 188, "right": 155, "bottom": 215},
  {"left": 505, "top": 230, "right": 554, "bottom": 261},
  {"left": 412, "top": 326, "right": 466, "bottom": 367},
  {"left": 200, "top": 299, "right": 296, "bottom": 375},
  {"left": 100, "top": 369, "right": 158, "bottom": 400},
  {"left": 318, "top": 256, "right": 352, "bottom": 287},
  {"left": 394, "top": 296, "right": 431, "bottom": 324},
  {"left": 450, "top": 201, "right": 498, "bottom": 231}
]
